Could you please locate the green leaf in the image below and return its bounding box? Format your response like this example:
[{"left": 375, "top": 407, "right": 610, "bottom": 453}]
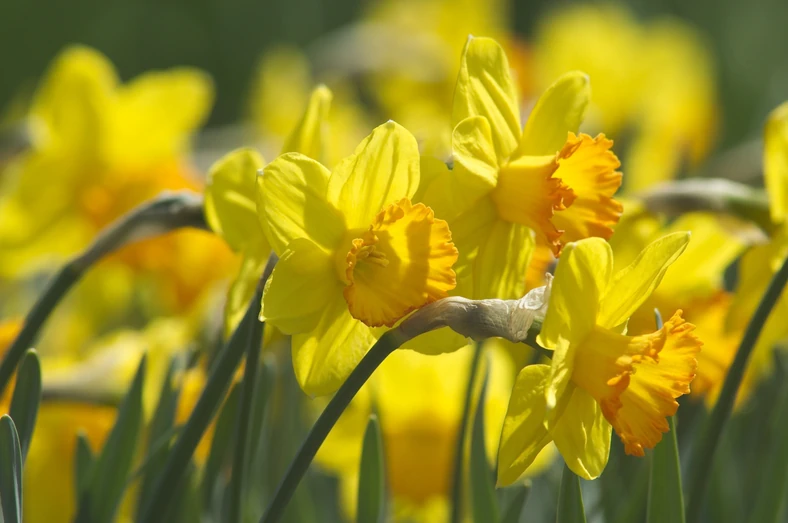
[
  {"left": 0, "top": 415, "right": 23, "bottom": 523},
  {"left": 470, "top": 362, "right": 499, "bottom": 523},
  {"left": 8, "top": 349, "right": 42, "bottom": 463},
  {"left": 747, "top": 380, "right": 788, "bottom": 523},
  {"left": 74, "top": 432, "right": 95, "bottom": 502},
  {"left": 356, "top": 414, "right": 387, "bottom": 523},
  {"left": 499, "top": 484, "right": 529, "bottom": 523},
  {"left": 136, "top": 360, "right": 180, "bottom": 519},
  {"left": 557, "top": 463, "right": 587, "bottom": 523},
  {"left": 647, "top": 416, "right": 686, "bottom": 523},
  {"left": 201, "top": 382, "right": 242, "bottom": 518},
  {"left": 75, "top": 355, "right": 146, "bottom": 523}
]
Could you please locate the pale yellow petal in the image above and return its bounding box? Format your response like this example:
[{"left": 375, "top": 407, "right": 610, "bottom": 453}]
[
  {"left": 518, "top": 71, "right": 590, "bottom": 157},
  {"left": 291, "top": 294, "right": 377, "bottom": 396},
  {"left": 453, "top": 36, "right": 521, "bottom": 162},
  {"left": 257, "top": 152, "right": 346, "bottom": 255},
  {"left": 106, "top": 67, "right": 213, "bottom": 167},
  {"left": 281, "top": 85, "right": 332, "bottom": 160},
  {"left": 540, "top": 238, "right": 612, "bottom": 409},
  {"left": 327, "top": 120, "right": 420, "bottom": 229},
  {"left": 204, "top": 148, "right": 266, "bottom": 252},
  {"left": 261, "top": 238, "right": 341, "bottom": 335},
  {"left": 473, "top": 220, "right": 534, "bottom": 300},
  {"left": 452, "top": 116, "right": 500, "bottom": 189},
  {"left": 496, "top": 364, "right": 553, "bottom": 487},
  {"left": 549, "top": 385, "right": 612, "bottom": 480},
  {"left": 599, "top": 232, "right": 690, "bottom": 329},
  {"left": 764, "top": 101, "right": 788, "bottom": 223},
  {"left": 224, "top": 245, "right": 269, "bottom": 337}
]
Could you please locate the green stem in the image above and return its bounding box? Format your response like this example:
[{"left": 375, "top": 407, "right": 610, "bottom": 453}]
[
  {"left": 685, "top": 256, "right": 788, "bottom": 521},
  {"left": 450, "top": 342, "right": 483, "bottom": 523},
  {"left": 259, "top": 329, "right": 407, "bottom": 523},
  {"left": 227, "top": 303, "right": 266, "bottom": 523},
  {"left": 140, "top": 260, "right": 273, "bottom": 523},
  {"left": 0, "top": 192, "right": 206, "bottom": 399}
]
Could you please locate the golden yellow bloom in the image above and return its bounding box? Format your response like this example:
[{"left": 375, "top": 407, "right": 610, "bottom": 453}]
[
  {"left": 498, "top": 234, "right": 701, "bottom": 482},
  {"left": 532, "top": 3, "right": 718, "bottom": 190},
  {"left": 421, "top": 36, "right": 622, "bottom": 301},
  {"left": 258, "top": 121, "right": 458, "bottom": 395}
]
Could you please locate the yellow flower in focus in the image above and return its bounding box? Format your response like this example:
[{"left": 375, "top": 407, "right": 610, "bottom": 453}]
[
  {"left": 316, "top": 345, "right": 554, "bottom": 521},
  {"left": 421, "top": 36, "right": 622, "bottom": 301},
  {"left": 532, "top": 4, "right": 718, "bottom": 191},
  {"left": 498, "top": 234, "right": 701, "bottom": 482},
  {"left": 258, "top": 121, "right": 458, "bottom": 395}
]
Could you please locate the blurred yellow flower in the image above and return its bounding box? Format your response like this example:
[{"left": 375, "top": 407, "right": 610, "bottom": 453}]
[
  {"left": 0, "top": 45, "right": 233, "bottom": 315},
  {"left": 498, "top": 234, "right": 701, "bottom": 482},
  {"left": 258, "top": 121, "right": 458, "bottom": 395},
  {"left": 421, "top": 36, "right": 622, "bottom": 301},
  {"left": 316, "top": 344, "right": 554, "bottom": 521},
  {"left": 533, "top": 3, "right": 718, "bottom": 191}
]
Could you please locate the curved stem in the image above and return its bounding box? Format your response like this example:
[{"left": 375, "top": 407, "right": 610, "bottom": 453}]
[
  {"left": 259, "top": 329, "right": 407, "bottom": 523},
  {"left": 0, "top": 191, "right": 206, "bottom": 399},
  {"left": 450, "top": 342, "right": 483, "bottom": 523},
  {"left": 685, "top": 256, "right": 788, "bottom": 521}
]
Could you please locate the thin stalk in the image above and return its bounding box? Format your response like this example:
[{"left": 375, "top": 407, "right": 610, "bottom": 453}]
[
  {"left": 227, "top": 304, "right": 266, "bottom": 523},
  {"left": 686, "top": 256, "right": 788, "bottom": 520},
  {"left": 140, "top": 258, "right": 274, "bottom": 523},
  {"left": 259, "top": 329, "right": 407, "bottom": 523},
  {"left": 450, "top": 342, "right": 483, "bottom": 523},
  {"left": 0, "top": 191, "right": 206, "bottom": 398}
]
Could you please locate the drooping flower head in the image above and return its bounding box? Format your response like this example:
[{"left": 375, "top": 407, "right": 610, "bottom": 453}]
[
  {"left": 421, "top": 36, "right": 622, "bottom": 301},
  {"left": 258, "top": 121, "right": 458, "bottom": 395},
  {"left": 498, "top": 233, "right": 702, "bottom": 483}
]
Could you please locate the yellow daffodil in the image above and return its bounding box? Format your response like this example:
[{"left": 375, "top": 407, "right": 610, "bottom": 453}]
[
  {"left": 498, "top": 234, "right": 702, "bottom": 482},
  {"left": 421, "top": 36, "right": 622, "bottom": 301},
  {"left": 316, "top": 344, "right": 554, "bottom": 521},
  {"left": 0, "top": 46, "right": 232, "bottom": 316},
  {"left": 532, "top": 3, "right": 718, "bottom": 191},
  {"left": 258, "top": 120, "right": 458, "bottom": 395}
]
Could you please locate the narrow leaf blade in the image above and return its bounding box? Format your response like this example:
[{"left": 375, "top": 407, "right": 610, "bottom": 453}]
[
  {"left": 74, "top": 432, "right": 95, "bottom": 502},
  {"left": 647, "top": 419, "right": 686, "bottom": 523},
  {"left": 557, "top": 463, "right": 587, "bottom": 523},
  {"left": 356, "top": 414, "right": 387, "bottom": 523},
  {"left": 470, "top": 363, "right": 499, "bottom": 523},
  {"left": 8, "top": 349, "right": 42, "bottom": 464},
  {"left": 0, "top": 414, "right": 23, "bottom": 523}
]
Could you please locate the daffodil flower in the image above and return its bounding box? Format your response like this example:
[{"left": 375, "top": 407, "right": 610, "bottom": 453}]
[
  {"left": 205, "top": 86, "right": 333, "bottom": 333},
  {"left": 257, "top": 120, "right": 458, "bottom": 395},
  {"left": 421, "top": 36, "right": 622, "bottom": 301},
  {"left": 498, "top": 233, "right": 702, "bottom": 483}
]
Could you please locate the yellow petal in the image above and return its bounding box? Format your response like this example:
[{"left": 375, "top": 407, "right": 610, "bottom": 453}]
[
  {"left": 30, "top": 46, "right": 116, "bottom": 157},
  {"left": 257, "top": 152, "right": 346, "bottom": 255},
  {"left": 281, "top": 84, "right": 332, "bottom": 160},
  {"left": 344, "top": 199, "right": 458, "bottom": 327},
  {"left": 496, "top": 364, "right": 554, "bottom": 487},
  {"left": 656, "top": 213, "right": 746, "bottom": 300},
  {"left": 224, "top": 245, "right": 269, "bottom": 337},
  {"left": 549, "top": 385, "right": 612, "bottom": 480},
  {"left": 473, "top": 220, "right": 534, "bottom": 300},
  {"left": 291, "top": 294, "right": 377, "bottom": 396},
  {"left": 452, "top": 116, "right": 500, "bottom": 190},
  {"left": 453, "top": 36, "right": 521, "bottom": 162},
  {"left": 204, "top": 148, "right": 266, "bottom": 252},
  {"left": 599, "top": 231, "right": 690, "bottom": 329},
  {"left": 539, "top": 238, "right": 612, "bottom": 409},
  {"left": 261, "top": 238, "right": 341, "bottom": 334},
  {"left": 518, "top": 71, "right": 590, "bottom": 157},
  {"left": 572, "top": 311, "right": 700, "bottom": 456},
  {"left": 551, "top": 133, "right": 623, "bottom": 243},
  {"left": 491, "top": 154, "right": 571, "bottom": 254},
  {"left": 327, "top": 120, "right": 419, "bottom": 230},
  {"left": 106, "top": 67, "right": 213, "bottom": 167},
  {"left": 764, "top": 101, "right": 788, "bottom": 223}
]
